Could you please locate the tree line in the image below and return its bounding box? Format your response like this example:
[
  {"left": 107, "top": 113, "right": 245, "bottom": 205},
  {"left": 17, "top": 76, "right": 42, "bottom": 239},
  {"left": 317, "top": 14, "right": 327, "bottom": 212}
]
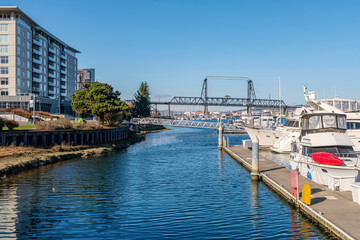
[{"left": 71, "top": 81, "right": 151, "bottom": 125}]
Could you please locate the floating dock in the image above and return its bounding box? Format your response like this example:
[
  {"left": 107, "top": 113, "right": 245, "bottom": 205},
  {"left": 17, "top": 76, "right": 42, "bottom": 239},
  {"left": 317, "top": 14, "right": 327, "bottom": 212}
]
[{"left": 224, "top": 145, "right": 360, "bottom": 240}]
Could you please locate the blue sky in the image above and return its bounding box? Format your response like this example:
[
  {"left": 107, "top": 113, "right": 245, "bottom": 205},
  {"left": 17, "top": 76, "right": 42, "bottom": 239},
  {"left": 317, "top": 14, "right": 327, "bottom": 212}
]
[{"left": 4, "top": 0, "right": 360, "bottom": 109}]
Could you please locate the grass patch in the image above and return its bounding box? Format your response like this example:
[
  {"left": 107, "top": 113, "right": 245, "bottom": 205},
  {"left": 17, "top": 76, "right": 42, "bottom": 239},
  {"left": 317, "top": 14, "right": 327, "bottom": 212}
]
[{"left": 2, "top": 125, "right": 36, "bottom": 130}]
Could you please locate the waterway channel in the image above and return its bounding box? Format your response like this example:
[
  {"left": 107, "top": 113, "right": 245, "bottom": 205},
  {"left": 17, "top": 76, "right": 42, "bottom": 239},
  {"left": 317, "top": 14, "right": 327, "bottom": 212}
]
[{"left": 0, "top": 127, "right": 331, "bottom": 239}]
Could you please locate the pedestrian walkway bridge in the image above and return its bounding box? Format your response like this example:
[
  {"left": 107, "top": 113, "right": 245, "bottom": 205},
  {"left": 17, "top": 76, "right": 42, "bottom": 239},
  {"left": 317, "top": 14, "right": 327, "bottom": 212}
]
[{"left": 133, "top": 118, "right": 242, "bottom": 132}]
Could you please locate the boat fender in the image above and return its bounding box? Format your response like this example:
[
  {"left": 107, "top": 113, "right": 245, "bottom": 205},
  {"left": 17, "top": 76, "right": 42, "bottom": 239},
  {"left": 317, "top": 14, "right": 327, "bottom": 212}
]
[
  {"left": 307, "top": 172, "right": 312, "bottom": 180},
  {"left": 288, "top": 165, "right": 292, "bottom": 170}
]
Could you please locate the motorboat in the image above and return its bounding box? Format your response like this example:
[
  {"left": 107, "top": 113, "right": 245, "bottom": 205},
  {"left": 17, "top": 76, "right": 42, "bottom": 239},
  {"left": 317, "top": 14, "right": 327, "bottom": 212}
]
[
  {"left": 270, "top": 118, "right": 301, "bottom": 153},
  {"left": 289, "top": 112, "right": 360, "bottom": 191},
  {"left": 304, "top": 86, "right": 360, "bottom": 152}
]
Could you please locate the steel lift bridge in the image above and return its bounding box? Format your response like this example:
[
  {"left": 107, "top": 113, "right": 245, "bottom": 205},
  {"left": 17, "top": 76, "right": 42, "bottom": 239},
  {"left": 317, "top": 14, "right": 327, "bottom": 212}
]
[{"left": 150, "top": 76, "right": 290, "bottom": 115}]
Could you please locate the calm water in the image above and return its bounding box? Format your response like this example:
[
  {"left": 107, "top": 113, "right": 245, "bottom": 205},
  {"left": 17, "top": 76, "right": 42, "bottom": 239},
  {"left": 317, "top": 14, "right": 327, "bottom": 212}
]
[{"left": 0, "top": 127, "right": 330, "bottom": 239}]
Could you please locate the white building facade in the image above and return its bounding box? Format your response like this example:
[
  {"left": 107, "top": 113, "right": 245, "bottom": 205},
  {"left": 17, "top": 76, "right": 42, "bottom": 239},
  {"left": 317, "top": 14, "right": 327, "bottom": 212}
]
[{"left": 0, "top": 6, "right": 79, "bottom": 113}]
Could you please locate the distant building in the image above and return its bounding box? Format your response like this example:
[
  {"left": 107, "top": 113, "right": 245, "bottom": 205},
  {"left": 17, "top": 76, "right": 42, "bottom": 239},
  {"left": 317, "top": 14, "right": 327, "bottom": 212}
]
[
  {"left": 0, "top": 6, "right": 80, "bottom": 113},
  {"left": 77, "top": 68, "right": 95, "bottom": 89}
]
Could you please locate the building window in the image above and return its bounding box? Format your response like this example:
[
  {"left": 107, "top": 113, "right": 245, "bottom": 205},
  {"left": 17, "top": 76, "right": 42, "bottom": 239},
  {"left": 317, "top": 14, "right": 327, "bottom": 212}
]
[
  {"left": 0, "top": 56, "right": 8, "bottom": 64},
  {"left": 27, "top": 42, "right": 30, "bottom": 49},
  {"left": 0, "top": 67, "right": 8, "bottom": 74},
  {"left": 27, "top": 51, "right": 30, "bottom": 58},
  {"left": 0, "top": 88, "right": 8, "bottom": 96},
  {"left": 17, "top": 57, "right": 20, "bottom": 65},
  {"left": 0, "top": 78, "right": 8, "bottom": 85},
  {"left": 0, "top": 24, "right": 8, "bottom": 32},
  {"left": 27, "top": 61, "right": 30, "bottom": 68},
  {"left": 0, "top": 46, "right": 8, "bottom": 53},
  {"left": 17, "top": 47, "right": 20, "bottom": 55},
  {"left": 27, "top": 32, "right": 30, "bottom": 39},
  {"left": 17, "top": 68, "right": 20, "bottom": 76},
  {"left": 17, "top": 26, "right": 20, "bottom": 34},
  {"left": 17, "top": 36, "right": 21, "bottom": 44},
  {"left": 0, "top": 34, "right": 8, "bottom": 43}
]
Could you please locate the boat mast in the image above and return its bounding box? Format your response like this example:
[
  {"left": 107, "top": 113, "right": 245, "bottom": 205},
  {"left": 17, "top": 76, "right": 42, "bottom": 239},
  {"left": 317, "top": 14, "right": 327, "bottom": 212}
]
[{"left": 279, "top": 76, "right": 282, "bottom": 124}]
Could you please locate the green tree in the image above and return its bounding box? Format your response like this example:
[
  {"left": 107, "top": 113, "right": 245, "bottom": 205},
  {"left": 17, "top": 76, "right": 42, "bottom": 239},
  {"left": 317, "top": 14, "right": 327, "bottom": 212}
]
[
  {"left": 132, "top": 82, "right": 151, "bottom": 117},
  {"left": 71, "top": 81, "right": 130, "bottom": 124}
]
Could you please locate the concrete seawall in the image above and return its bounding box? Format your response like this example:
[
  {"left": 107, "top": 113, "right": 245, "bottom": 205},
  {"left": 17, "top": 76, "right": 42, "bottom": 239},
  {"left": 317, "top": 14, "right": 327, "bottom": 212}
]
[{"left": 0, "top": 127, "right": 128, "bottom": 147}]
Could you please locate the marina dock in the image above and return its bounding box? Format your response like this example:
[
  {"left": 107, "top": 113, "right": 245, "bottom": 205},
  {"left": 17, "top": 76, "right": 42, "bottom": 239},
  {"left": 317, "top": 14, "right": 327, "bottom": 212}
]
[{"left": 224, "top": 145, "right": 360, "bottom": 240}]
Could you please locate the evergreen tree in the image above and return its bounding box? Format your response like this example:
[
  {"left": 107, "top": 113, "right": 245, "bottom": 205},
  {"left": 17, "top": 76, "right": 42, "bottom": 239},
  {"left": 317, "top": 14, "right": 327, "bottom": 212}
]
[
  {"left": 71, "top": 81, "right": 130, "bottom": 124},
  {"left": 132, "top": 82, "right": 151, "bottom": 117}
]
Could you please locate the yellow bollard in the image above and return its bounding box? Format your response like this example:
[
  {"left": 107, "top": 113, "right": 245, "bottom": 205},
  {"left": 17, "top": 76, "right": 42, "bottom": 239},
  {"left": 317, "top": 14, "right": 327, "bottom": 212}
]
[{"left": 302, "top": 184, "right": 311, "bottom": 205}]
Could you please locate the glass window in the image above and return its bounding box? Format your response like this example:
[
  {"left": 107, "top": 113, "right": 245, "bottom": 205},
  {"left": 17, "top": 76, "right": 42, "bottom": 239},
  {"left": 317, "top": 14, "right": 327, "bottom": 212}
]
[
  {"left": 17, "top": 26, "right": 20, "bottom": 34},
  {"left": 308, "top": 116, "right": 321, "bottom": 129},
  {"left": 27, "top": 61, "right": 30, "bottom": 68},
  {"left": 27, "top": 32, "right": 30, "bottom": 39},
  {"left": 0, "top": 34, "right": 8, "bottom": 43},
  {"left": 0, "top": 78, "right": 8, "bottom": 85},
  {"left": 309, "top": 146, "right": 357, "bottom": 158},
  {"left": 347, "top": 122, "right": 360, "bottom": 129},
  {"left": 0, "top": 46, "right": 8, "bottom": 53},
  {"left": 0, "top": 24, "right": 8, "bottom": 32},
  {"left": 17, "top": 46, "right": 20, "bottom": 54},
  {"left": 17, "top": 36, "right": 21, "bottom": 44},
  {"left": 27, "top": 71, "right": 30, "bottom": 78},
  {"left": 337, "top": 115, "right": 347, "bottom": 129},
  {"left": 17, "top": 57, "right": 20, "bottom": 65},
  {"left": 0, "top": 67, "right": 8, "bottom": 74},
  {"left": 27, "top": 51, "right": 30, "bottom": 58},
  {"left": 27, "top": 42, "right": 30, "bottom": 49},
  {"left": 323, "top": 115, "right": 337, "bottom": 128},
  {"left": 0, "top": 56, "right": 8, "bottom": 64},
  {"left": 17, "top": 68, "right": 20, "bottom": 76},
  {"left": 0, "top": 88, "right": 8, "bottom": 96}
]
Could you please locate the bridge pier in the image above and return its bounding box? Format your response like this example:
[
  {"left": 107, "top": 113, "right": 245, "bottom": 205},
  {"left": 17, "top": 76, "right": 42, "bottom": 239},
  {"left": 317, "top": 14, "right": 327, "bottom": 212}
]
[
  {"left": 204, "top": 105, "right": 208, "bottom": 115},
  {"left": 167, "top": 104, "right": 171, "bottom": 117}
]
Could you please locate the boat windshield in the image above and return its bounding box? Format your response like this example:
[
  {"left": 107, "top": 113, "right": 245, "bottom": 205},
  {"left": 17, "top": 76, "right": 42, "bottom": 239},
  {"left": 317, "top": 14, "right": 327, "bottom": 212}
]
[
  {"left": 284, "top": 120, "right": 299, "bottom": 127},
  {"left": 307, "top": 146, "right": 357, "bottom": 158},
  {"left": 302, "top": 114, "right": 347, "bottom": 130}
]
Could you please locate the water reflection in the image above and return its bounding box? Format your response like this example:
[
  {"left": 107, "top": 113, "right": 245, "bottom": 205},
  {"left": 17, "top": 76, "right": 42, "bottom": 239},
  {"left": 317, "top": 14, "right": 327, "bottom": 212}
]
[{"left": 0, "top": 128, "right": 329, "bottom": 239}]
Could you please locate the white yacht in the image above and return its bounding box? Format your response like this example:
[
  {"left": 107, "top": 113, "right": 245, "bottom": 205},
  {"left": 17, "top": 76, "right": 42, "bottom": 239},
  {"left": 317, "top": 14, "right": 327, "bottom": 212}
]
[
  {"left": 304, "top": 86, "right": 360, "bottom": 152},
  {"left": 270, "top": 118, "right": 301, "bottom": 153},
  {"left": 290, "top": 112, "right": 360, "bottom": 191}
]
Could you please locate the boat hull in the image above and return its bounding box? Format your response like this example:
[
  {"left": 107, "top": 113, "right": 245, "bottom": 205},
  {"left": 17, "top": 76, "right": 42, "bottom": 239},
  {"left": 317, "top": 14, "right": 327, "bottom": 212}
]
[
  {"left": 245, "top": 127, "right": 283, "bottom": 148},
  {"left": 290, "top": 157, "right": 359, "bottom": 191}
]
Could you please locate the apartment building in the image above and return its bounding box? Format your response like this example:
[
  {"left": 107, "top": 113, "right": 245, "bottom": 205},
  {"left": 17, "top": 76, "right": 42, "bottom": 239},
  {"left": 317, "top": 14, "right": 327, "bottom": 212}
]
[
  {"left": 0, "top": 6, "right": 80, "bottom": 113},
  {"left": 77, "top": 68, "right": 95, "bottom": 90}
]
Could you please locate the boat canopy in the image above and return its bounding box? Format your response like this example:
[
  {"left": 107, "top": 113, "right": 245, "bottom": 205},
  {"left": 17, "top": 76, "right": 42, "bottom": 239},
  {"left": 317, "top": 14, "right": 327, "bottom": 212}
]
[{"left": 301, "top": 113, "right": 346, "bottom": 131}]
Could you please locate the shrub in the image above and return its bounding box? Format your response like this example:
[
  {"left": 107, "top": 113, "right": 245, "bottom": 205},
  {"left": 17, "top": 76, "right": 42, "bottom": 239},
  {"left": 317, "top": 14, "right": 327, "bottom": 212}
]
[
  {"left": 35, "top": 119, "right": 73, "bottom": 130},
  {"left": 5, "top": 120, "right": 19, "bottom": 131},
  {"left": 0, "top": 108, "right": 32, "bottom": 119}
]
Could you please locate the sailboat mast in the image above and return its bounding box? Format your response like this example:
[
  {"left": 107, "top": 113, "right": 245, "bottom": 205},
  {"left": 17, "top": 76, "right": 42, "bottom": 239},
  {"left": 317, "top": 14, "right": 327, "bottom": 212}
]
[{"left": 279, "top": 76, "right": 282, "bottom": 124}]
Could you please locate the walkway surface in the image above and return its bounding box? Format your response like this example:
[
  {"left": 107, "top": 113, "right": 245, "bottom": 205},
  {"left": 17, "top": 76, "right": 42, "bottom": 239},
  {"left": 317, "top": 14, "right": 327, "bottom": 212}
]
[{"left": 226, "top": 145, "right": 360, "bottom": 240}]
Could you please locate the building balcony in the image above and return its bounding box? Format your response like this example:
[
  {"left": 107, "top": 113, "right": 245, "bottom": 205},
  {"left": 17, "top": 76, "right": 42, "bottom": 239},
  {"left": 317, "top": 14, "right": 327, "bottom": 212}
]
[
  {"left": 48, "top": 46, "right": 55, "bottom": 54},
  {"left": 60, "top": 61, "right": 66, "bottom": 67},
  {"left": 60, "top": 92, "right": 66, "bottom": 97},
  {"left": 32, "top": 67, "right": 42, "bottom": 74},
  {"left": 60, "top": 69, "right": 66, "bottom": 74},
  {"left": 60, "top": 53, "right": 67, "bottom": 60},
  {"left": 33, "top": 38, "right": 41, "bottom": 46},
  {"left": 48, "top": 64, "right": 56, "bottom": 70},
  {"left": 48, "top": 89, "right": 55, "bottom": 94},
  {"left": 61, "top": 76, "right": 67, "bottom": 82},
  {"left": 48, "top": 81, "right": 55, "bottom": 87},
  {"left": 33, "top": 48, "right": 42, "bottom": 55},
  {"left": 32, "top": 57, "right": 41, "bottom": 65},
  {"left": 32, "top": 87, "right": 40, "bottom": 92},
  {"left": 48, "top": 55, "right": 56, "bottom": 62},
  {"left": 48, "top": 72, "right": 55, "bottom": 78},
  {"left": 32, "top": 76, "right": 41, "bottom": 83},
  {"left": 61, "top": 83, "right": 67, "bottom": 89}
]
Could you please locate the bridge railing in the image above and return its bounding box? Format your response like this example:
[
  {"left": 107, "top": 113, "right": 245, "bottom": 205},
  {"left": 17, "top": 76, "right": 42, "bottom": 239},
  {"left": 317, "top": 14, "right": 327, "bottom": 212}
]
[{"left": 132, "top": 118, "right": 242, "bottom": 131}]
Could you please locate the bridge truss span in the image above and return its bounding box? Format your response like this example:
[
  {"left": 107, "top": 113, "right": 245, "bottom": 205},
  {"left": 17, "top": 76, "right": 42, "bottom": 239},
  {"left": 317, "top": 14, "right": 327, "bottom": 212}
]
[{"left": 133, "top": 118, "right": 241, "bottom": 131}]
